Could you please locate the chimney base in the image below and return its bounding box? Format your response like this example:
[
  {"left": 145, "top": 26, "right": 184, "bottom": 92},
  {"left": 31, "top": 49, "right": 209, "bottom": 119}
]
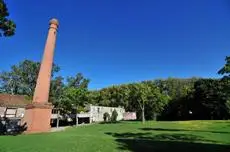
[{"left": 23, "top": 103, "right": 52, "bottom": 134}]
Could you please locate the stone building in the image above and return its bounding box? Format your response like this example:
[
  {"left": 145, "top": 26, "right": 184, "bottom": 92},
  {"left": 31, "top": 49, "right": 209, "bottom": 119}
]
[
  {"left": 88, "top": 105, "right": 125, "bottom": 122},
  {"left": 123, "top": 112, "right": 137, "bottom": 120},
  {"left": 0, "top": 93, "right": 136, "bottom": 127},
  {"left": 75, "top": 105, "right": 125, "bottom": 124},
  {"left": 0, "top": 94, "right": 31, "bottom": 118}
]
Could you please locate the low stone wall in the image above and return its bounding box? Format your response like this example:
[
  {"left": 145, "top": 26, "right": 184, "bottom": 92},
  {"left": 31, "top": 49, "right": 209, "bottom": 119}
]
[{"left": 123, "top": 112, "right": 137, "bottom": 120}]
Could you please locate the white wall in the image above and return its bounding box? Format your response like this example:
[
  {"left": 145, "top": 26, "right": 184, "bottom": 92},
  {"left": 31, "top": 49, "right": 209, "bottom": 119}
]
[
  {"left": 16, "top": 108, "right": 25, "bottom": 117},
  {"left": 0, "top": 107, "right": 25, "bottom": 118},
  {"left": 0, "top": 107, "right": 6, "bottom": 117},
  {"left": 89, "top": 105, "right": 125, "bottom": 122}
]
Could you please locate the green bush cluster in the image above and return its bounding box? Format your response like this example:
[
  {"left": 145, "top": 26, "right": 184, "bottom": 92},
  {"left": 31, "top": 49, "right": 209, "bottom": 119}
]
[
  {"left": 103, "top": 110, "right": 118, "bottom": 123},
  {"left": 103, "top": 112, "right": 110, "bottom": 122}
]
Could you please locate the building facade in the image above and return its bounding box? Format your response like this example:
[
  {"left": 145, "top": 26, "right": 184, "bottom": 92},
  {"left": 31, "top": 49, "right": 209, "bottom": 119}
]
[
  {"left": 123, "top": 112, "right": 137, "bottom": 120},
  {"left": 0, "top": 94, "right": 31, "bottom": 118},
  {"left": 0, "top": 93, "right": 136, "bottom": 127},
  {"left": 87, "top": 105, "right": 125, "bottom": 122}
]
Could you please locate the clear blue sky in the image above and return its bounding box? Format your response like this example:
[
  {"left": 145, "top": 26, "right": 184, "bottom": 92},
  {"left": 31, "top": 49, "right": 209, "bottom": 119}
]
[{"left": 1, "top": 0, "right": 230, "bottom": 89}]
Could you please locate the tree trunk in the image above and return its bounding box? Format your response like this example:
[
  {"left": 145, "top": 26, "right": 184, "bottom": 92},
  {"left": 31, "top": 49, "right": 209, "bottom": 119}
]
[
  {"left": 56, "top": 110, "right": 60, "bottom": 128},
  {"left": 153, "top": 112, "right": 157, "bottom": 121},
  {"left": 142, "top": 105, "right": 145, "bottom": 124},
  {"left": 76, "top": 114, "right": 78, "bottom": 126}
]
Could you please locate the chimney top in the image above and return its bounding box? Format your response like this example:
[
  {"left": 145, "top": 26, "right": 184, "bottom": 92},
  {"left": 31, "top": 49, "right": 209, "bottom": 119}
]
[{"left": 49, "top": 18, "right": 59, "bottom": 27}]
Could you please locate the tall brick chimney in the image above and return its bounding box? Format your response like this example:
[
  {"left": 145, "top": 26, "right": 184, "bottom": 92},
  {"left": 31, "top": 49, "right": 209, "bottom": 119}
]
[{"left": 23, "top": 18, "right": 59, "bottom": 133}]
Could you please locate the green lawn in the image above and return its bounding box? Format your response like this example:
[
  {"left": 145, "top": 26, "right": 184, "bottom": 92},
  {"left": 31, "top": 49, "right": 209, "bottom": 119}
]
[{"left": 0, "top": 120, "right": 230, "bottom": 152}]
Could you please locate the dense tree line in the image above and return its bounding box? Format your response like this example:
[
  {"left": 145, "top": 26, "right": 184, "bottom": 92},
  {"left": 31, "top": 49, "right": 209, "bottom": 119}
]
[
  {"left": 0, "top": 56, "right": 229, "bottom": 121},
  {"left": 159, "top": 78, "right": 230, "bottom": 120},
  {"left": 88, "top": 82, "right": 169, "bottom": 123}
]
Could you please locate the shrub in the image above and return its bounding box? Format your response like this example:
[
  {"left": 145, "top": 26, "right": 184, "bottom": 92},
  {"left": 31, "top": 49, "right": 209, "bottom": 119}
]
[
  {"left": 103, "top": 112, "right": 110, "bottom": 122},
  {"left": 77, "top": 106, "right": 87, "bottom": 113},
  {"left": 0, "top": 118, "right": 6, "bottom": 135},
  {"left": 111, "top": 110, "right": 118, "bottom": 123}
]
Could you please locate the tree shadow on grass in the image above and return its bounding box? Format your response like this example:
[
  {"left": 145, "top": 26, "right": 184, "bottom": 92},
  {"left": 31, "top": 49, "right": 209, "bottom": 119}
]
[
  {"left": 116, "top": 139, "right": 230, "bottom": 152},
  {"left": 140, "top": 127, "right": 230, "bottom": 134},
  {"left": 0, "top": 117, "right": 27, "bottom": 136},
  {"left": 105, "top": 132, "right": 230, "bottom": 152},
  {"left": 99, "top": 121, "right": 122, "bottom": 124}
]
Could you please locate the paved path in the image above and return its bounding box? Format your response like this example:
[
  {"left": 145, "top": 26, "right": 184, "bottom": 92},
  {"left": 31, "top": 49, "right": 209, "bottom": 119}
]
[{"left": 51, "top": 126, "right": 69, "bottom": 132}]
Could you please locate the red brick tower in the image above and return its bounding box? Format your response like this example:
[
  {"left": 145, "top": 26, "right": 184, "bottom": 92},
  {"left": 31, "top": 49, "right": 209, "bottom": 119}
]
[{"left": 23, "top": 18, "right": 59, "bottom": 133}]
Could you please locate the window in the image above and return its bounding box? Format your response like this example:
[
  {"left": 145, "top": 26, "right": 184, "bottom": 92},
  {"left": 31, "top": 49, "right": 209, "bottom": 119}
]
[{"left": 5, "top": 108, "right": 17, "bottom": 118}]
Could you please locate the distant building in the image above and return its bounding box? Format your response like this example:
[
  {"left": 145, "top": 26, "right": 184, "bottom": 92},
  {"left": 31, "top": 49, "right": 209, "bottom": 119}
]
[
  {"left": 52, "top": 105, "right": 133, "bottom": 126},
  {"left": 87, "top": 105, "right": 125, "bottom": 122},
  {"left": 0, "top": 94, "right": 31, "bottom": 118},
  {"left": 0, "top": 94, "right": 136, "bottom": 126},
  {"left": 123, "top": 112, "right": 137, "bottom": 120},
  {"left": 76, "top": 105, "right": 136, "bottom": 124}
]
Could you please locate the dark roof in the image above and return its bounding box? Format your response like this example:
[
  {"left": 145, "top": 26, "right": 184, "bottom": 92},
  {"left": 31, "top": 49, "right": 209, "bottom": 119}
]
[{"left": 0, "top": 94, "right": 31, "bottom": 108}]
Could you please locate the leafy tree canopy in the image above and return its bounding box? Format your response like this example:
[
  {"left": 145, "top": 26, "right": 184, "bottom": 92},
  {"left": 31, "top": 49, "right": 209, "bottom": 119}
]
[
  {"left": 218, "top": 56, "right": 230, "bottom": 79},
  {"left": 0, "top": 60, "right": 60, "bottom": 96},
  {"left": 0, "top": 0, "right": 16, "bottom": 37},
  {"left": 67, "top": 73, "right": 90, "bottom": 89}
]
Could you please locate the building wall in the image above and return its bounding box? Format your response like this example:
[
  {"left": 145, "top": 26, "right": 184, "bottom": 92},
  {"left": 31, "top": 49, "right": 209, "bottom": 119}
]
[
  {"left": 16, "top": 108, "right": 25, "bottom": 117},
  {"left": 0, "top": 107, "right": 6, "bottom": 117},
  {"left": 0, "top": 107, "right": 25, "bottom": 118},
  {"left": 123, "top": 112, "right": 137, "bottom": 120},
  {"left": 89, "top": 105, "right": 125, "bottom": 122}
]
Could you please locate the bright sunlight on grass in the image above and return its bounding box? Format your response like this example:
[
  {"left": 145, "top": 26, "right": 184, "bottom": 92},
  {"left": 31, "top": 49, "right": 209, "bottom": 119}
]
[{"left": 0, "top": 120, "right": 229, "bottom": 152}]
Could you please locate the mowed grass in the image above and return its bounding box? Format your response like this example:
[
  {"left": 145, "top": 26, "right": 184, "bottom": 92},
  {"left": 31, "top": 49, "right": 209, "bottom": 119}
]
[{"left": 0, "top": 121, "right": 230, "bottom": 152}]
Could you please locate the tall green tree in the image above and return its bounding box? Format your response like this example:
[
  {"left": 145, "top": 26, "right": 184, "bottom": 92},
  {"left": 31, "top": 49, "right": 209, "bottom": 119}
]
[
  {"left": 218, "top": 56, "right": 230, "bottom": 117},
  {"left": 99, "top": 88, "right": 112, "bottom": 106},
  {"left": 50, "top": 76, "right": 64, "bottom": 106},
  {"left": 192, "top": 79, "right": 230, "bottom": 120},
  {"left": 218, "top": 56, "right": 230, "bottom": 79},
  {"left": 60, "top": 87, "right": 88, "bottom": 113},
  {"left": 59, "top": 73, "right": 90, "bottom": 112},
  {"left": 127, "top": 82, "right": 168, "bottom": 123},
  {"left": 154, "top": 78, "right": 198, "bottom": 99},
  {"left": 155, "top": 78, "right": 198, "bottom": 120},
  {"left": 143, "top": 81, "right": 170, "bottom": 120},
  {"left": 132, "top": 83, "right": 149, "bottom": 123},
  {"left": 0, "top": 60, "right": 60, "bottom": 97},
  {"left": 67, "top": 73, "right": 90, "bottom": 89},
  {"left": 87, "top": 90, "right": 101, "bottom": 105},
  {"left": 0, "top": 0, "right": 16, "bottom": 37}
]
